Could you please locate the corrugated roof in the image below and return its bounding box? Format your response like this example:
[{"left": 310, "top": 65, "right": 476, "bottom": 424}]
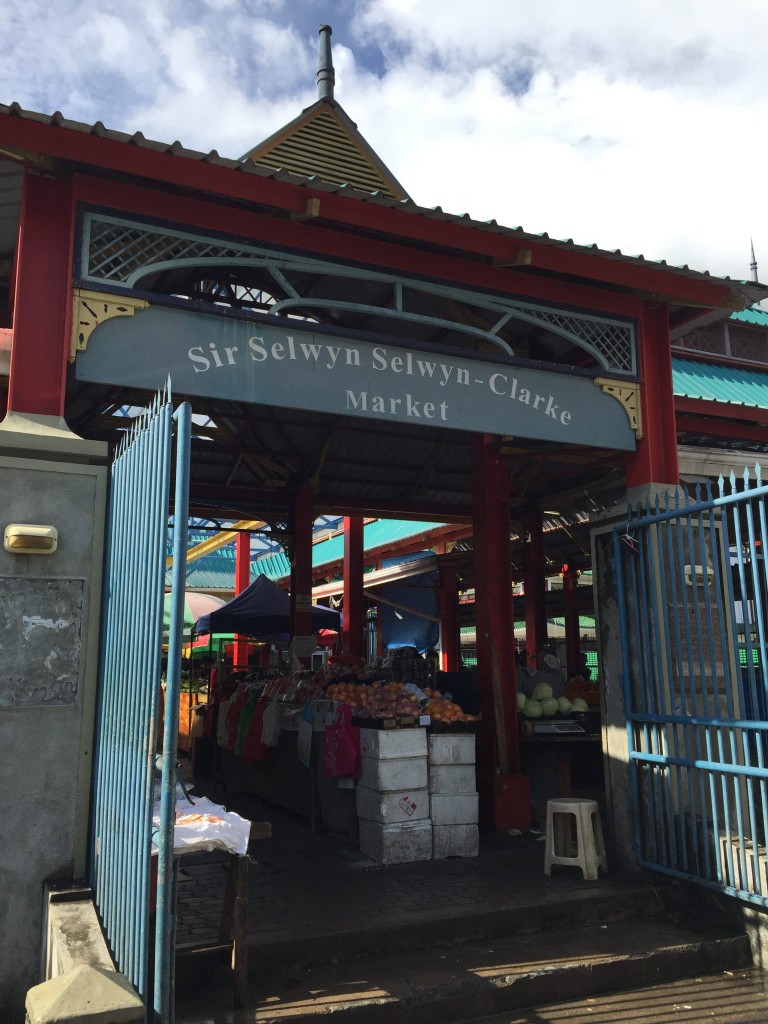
[
  {"left": 673, "top": 357, "right": 768, "bottom": 409},
  {"left": 172, "top": 518, "right": 449, "bottom": 590},
  {"left": 730, "top": 307, "right": 768, "bottom": 327},
  {"left": 309, "top": 519, "right": 447, "bottom": 572},
  {"left": 2, "top": 100, "right": 766, "bottom": 304}
]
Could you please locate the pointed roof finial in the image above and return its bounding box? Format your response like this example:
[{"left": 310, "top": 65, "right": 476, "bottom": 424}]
[
  {"left": 317, "top": 25, "right": 335, "bottom": 101},
  {"left": 750, "top": 238, "right": 758, "bottom": 283}
]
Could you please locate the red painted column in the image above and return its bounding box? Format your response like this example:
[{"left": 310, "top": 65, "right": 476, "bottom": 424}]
[
  {"left": 233, "top": 531, "right": 251, "bottom": 669},
  {"left": 523, "top": 508, "right": 548, "bottom": 662},
  {"left": 290, "top": 489, "right": 315, "bottom": 667},
  {"left": 562, "top": 565, "right": 580, "bottom": 677},
  {"left": 343, "top": 516, "right": 365, "bottom": 659},
  {"left": 437, "top": 563, "right": 460, "bottom": 671},
  {"left": 626, "top": 303, "right": 679, "bottom": 489},
  {"left": 472, "top": 434, "right": 531, "bottom": 830},
  {"left": 7, "top": 173, "right": 73, "bottom": 417}
]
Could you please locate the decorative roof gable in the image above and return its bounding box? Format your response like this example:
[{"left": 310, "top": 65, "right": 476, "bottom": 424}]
[{"left": 241, "top": 25, "right": 411, "bottom": 202}]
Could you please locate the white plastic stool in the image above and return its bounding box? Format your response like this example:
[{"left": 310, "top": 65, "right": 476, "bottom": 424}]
[{"left": 543, "top": 797, "right": 607, "bottom": 880}]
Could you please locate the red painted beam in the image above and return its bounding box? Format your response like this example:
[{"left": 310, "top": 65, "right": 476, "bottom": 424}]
[
  {"left": 8, "top": 173, "right": 73, "bottom": 416},
  {"left": 70, "top": 174, "right": 644, "bottom": 318},
  {"left": 626, "top": 304, "right": 679, "bottom": 488},
  {"left": 290, "top": 489, "right": 315, "bottom": 666},
  {"left": 232, "top": 531, "right": 251, "bottom": 669},
  {"left": 675, "top": 396, "right": 768, "bottom": 425},
  {"left": 676, "top": 412, "right": 768, "bottom": 443},
  {"left": 0, "top": 110, "right": 738, "bottom": 309}
]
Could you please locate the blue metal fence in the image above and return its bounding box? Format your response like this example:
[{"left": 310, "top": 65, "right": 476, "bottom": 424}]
[
  {"left": 90, "top": 386, "right": 190, "bottom": 1021},
  {"left": 614, "top": 469, "right": 768, "bottom": 906}
]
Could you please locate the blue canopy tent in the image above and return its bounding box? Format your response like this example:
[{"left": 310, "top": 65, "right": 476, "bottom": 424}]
[{"left": 194, "top": 572, "right": 340, "bottom": 642}]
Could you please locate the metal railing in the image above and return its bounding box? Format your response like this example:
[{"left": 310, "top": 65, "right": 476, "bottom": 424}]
[
  {"left": 89, "top": 386, "right": 190, "bottom": 1020},
  {"left": 614, "top": 469, "right": 768, "bottom": 906}
]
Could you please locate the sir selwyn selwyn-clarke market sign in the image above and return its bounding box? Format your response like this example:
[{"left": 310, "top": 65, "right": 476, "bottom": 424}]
[{"left": 75, "top": 304, "right": 636, "bottom": 450}]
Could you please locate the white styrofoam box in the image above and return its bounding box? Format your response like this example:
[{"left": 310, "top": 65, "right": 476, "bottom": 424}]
[
  {"left": 430, "top": 792, "right": 479, "bottom": 826},
  {"left": 428, "top": 733, "right": 476, "bottom": 766},
  {"left": 360, "top": 727, "right": 427, "bottom": 760},
  {"left": 433, "top": 823, "right": 479, "bottom": 859},
  {"left": 358, "top": 818, "right": 433, "bottom": 865},
  {"left": 428, "top": 763, "right": 476, "bottom": 795},
  {"left": 359, "top": 754, "right": 427, "bottom": 793},
  {"left": 355, "top": 785, "right": 430, "bottom": 824}
]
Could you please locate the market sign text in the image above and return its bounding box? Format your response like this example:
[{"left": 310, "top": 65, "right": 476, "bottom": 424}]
[{"left": 75, "top": 304, "right": 635, "bottom": 450}]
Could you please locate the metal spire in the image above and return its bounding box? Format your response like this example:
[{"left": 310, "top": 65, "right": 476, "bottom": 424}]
[
  {"left": 317, "top": 24, "right": 335, "bottom": 101},
  {"left": 750, "top": 238, "right": 758, "bottom": 283}
]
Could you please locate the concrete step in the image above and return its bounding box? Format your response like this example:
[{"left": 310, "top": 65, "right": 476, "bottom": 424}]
[
  {"left": 470, "top": 967, "right": 768, "bottom": 1024},
  {"left": 175, "top": 914, "right": 753, "bottom": 1023},
  {"left": 244, "top": 882, "right": 673, "bottom": 975}
]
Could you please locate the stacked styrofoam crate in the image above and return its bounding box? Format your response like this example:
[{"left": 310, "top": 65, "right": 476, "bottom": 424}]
[
  {"left": 356, "top": 727, "right": 432, "bottom": 864},
  {"left": 428, "top": 733, "right": 479, "bottom": 859}
]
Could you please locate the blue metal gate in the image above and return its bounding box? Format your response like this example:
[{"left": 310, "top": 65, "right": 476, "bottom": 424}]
[
  {"left": 90, "top": 386, "right": 191, "bottom": 1022},
  {"left": 614, "top": 468, "right": 768, "bottom": 906}
]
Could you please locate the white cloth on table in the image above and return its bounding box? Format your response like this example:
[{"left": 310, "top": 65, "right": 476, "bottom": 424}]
[{"left": 152, "top": 793, "right": 251, "bottom": 856}]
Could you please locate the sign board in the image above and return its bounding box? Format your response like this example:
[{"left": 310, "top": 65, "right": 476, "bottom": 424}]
[
  {"left": 75, "top": 303, "right": 636, "bottom": 450},
  {"left": 291, "top": 636, "right": 317, "bottom": 658}
]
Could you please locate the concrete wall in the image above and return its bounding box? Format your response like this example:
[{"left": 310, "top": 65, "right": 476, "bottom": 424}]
[{"left": 0, "top": 413, "right": 107, "bottom": 1019}]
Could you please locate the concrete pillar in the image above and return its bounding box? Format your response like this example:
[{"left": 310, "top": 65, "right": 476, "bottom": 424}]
[
  {"left": 26, "top": 965, "right": 144, "bottom": 1024},
  {"left": 590, "top": 484, "right": 672, "bottom": 870},
  {"left": 0, "top": 416, "right": 108, "bottom": 1017}
]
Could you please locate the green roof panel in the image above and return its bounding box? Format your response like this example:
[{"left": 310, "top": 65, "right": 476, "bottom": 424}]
[{"left": 672, "top": 357, "right": 768, "bottom": 410}]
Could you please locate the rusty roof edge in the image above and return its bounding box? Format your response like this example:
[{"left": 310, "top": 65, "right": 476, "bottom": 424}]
[{"left": 2, "top": 100, "right": 767, "bottom": 300}]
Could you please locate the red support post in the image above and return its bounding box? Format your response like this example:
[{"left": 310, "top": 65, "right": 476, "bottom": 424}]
[
  {"left": 438, "top": 563, "right": 460, "bottom": 672},
  {"left": 290, "top": 489, "right": 315, "bottom": 668},
  {"left": 7, "top": 173, "right": 74, "bottom": 417},
  {"left": 562, "top": 566, "right": 580, "bottom": 677},
  {"left": 343, "top": 516, "right": 365, "bottom": 659},
  {"left": 522, "top": 508, "right": 548, "bottom": 663},
  {"left": 471, "top": 434, "right": 531, "bottom": 830},
  {"left": 626, "top": 303, "right": 679, "bottom": 490},
  {"left": 233, "top": 532, "right": 251, "bottom": 670}
]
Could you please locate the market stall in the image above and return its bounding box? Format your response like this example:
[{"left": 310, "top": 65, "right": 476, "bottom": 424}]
[{"left": 214, "top": 648, "right": 482, "bottom": 860}]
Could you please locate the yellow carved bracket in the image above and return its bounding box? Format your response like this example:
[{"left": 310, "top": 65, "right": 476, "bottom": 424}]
[
  {"left": 594, "top": 377, "right": 643, "bottom": 438},
  {"left": 70, "top": 289, "right": 149, "bottom": 362}
]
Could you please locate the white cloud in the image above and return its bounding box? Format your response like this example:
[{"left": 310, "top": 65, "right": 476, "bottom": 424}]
[{"left": 2, "top": 0, "right": 768, "bottom": 280}]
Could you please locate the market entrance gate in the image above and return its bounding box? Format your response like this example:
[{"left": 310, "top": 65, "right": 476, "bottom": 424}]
[
  {"left": 89, "top": 386, "right": 191, "bottom": 1022},
  {"left": 614, "top": 469, "right": 768, "bottom": 907}
]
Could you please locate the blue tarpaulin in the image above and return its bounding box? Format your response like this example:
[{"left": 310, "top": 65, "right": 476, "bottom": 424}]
[{"left": 379, "top": 571, "right": 439, "bottom": 653}]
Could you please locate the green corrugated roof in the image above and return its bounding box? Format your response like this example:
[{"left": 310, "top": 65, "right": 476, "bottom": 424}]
[
  {"left": 730, "top": 307, "right": 768, "bottom": 327},
  {"left": 308, "top": 519, "right": 447, "bottom": 573},
  {"left": 672, "top": 357, "right": 768, "bottom": 410},
  {"left": 173, "top": 519, "right": 447, "bottom": 590}
]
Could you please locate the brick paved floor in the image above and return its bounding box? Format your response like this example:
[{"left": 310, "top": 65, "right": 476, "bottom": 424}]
[{"left": 173, "top": 780, "right": 636, "bottom": 950}]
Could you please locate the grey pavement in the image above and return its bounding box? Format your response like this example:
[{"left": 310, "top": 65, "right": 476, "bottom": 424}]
[{"left": 172, "top": 780, "right": 768, "bottom": 1024}]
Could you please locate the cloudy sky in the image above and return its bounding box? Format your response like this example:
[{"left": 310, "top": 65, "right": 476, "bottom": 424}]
[{"left": 2, "top": 0, "right": 767, "bottom": 283}]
